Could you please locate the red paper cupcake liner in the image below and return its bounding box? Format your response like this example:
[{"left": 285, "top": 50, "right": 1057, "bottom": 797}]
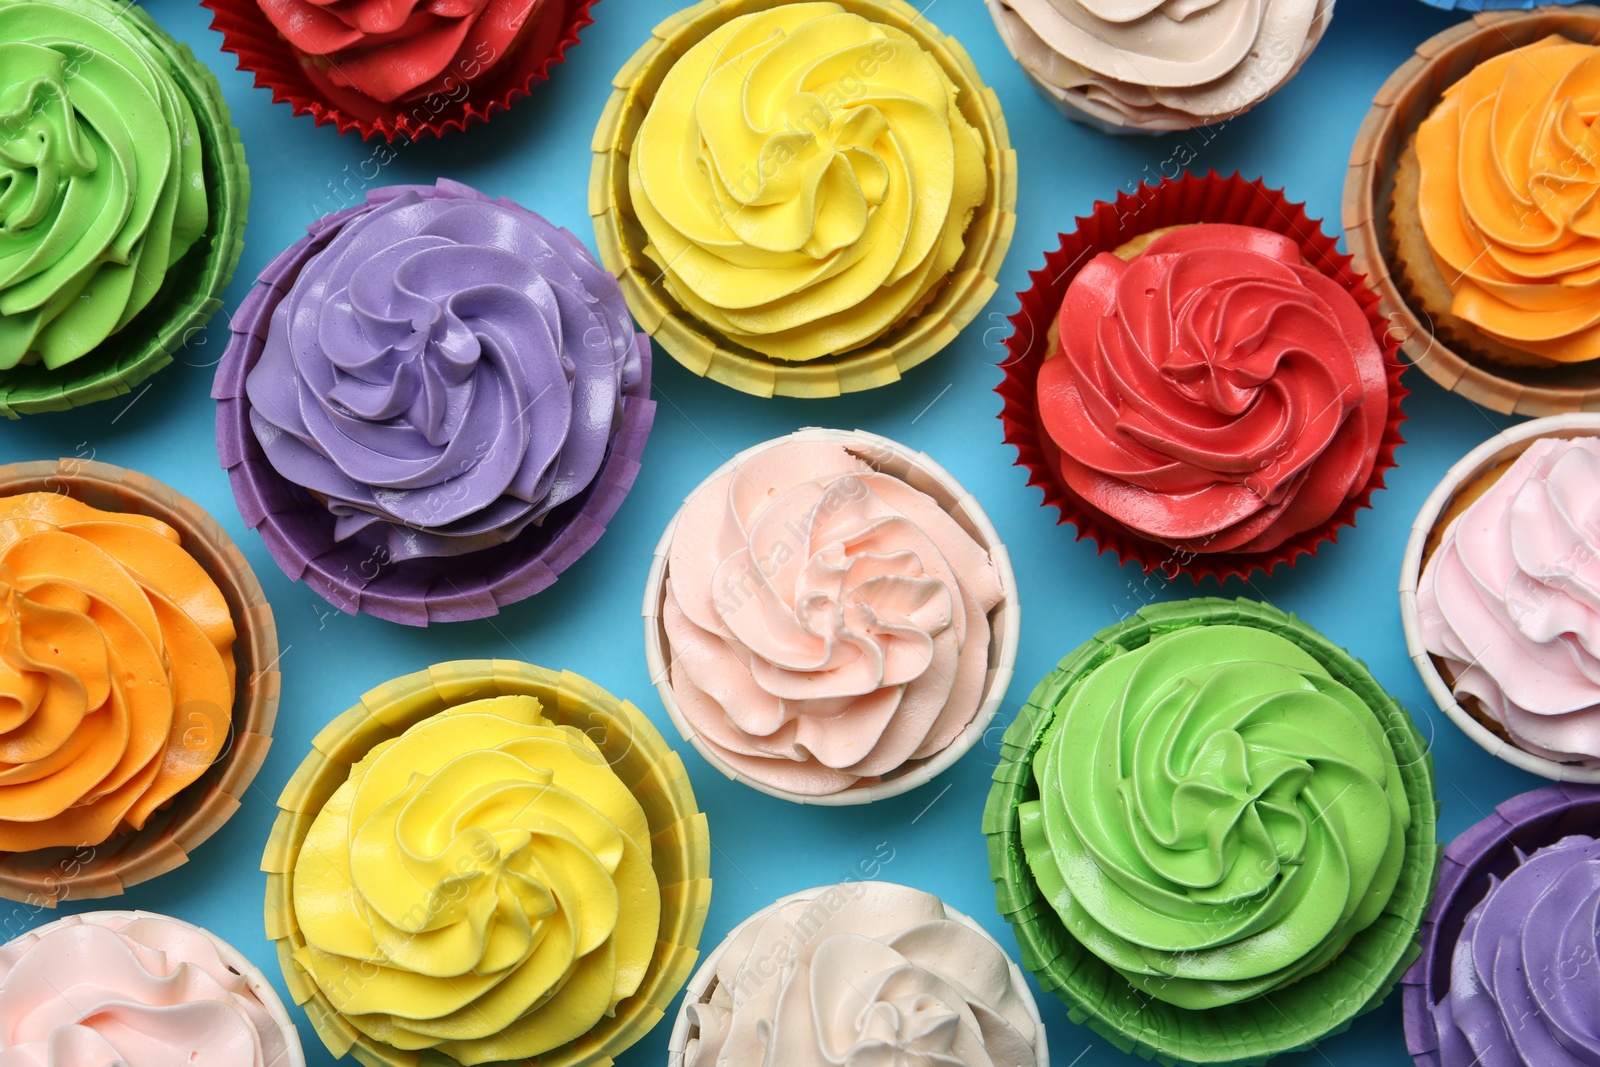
[
  {"left": 203, "top": 0, "right": 597, "bottom": 141},
  {"left": 996, "top": 170, "right": 1408, "bottom": 584}
]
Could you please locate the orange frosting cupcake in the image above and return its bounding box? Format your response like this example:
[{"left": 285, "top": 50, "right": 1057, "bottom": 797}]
[{"left": 0, "top": 493, "right": 234, "bottom": 852}]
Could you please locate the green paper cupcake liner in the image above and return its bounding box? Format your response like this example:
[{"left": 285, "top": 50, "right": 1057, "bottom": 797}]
[
  {"left": 0, "top": 0, "right": 250, "bottom": 419},
  {"left": 982, "top": 597, "right": 1440, "bottom": 1066},
  {"left": 262, "top": 660, "right": 712, "bottom": 1067}
]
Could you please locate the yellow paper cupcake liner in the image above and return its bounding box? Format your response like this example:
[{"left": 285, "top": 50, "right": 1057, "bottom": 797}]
[
  {"left": 590, "top": 0, "right": 1017, "bottom": 398},
  {"left": 262, "top": 660, "right": 711, "bottom": 1067}
]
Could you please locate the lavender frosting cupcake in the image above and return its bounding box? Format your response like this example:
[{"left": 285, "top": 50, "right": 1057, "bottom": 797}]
[{"left": 215, "top": 180, "right": 654, "bottom": 625}]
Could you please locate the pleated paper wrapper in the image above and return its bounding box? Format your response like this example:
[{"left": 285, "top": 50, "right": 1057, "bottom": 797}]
[
  {"left": 1344, "top": 6, "right": 1600, "bottom": 416},
  {"left": 589, "top": 0, "right": 1017, "bottom": 399},
  {"left": 996, "top": 171, "right": 1407, "bottom": 584},
  {"left": 261, "top": 660, "right": 713, "bottom": 1067},
  {"left": 213, "top": 180, "right": 655, "bottom": 627},
  {"left": 0, "top": 0, "right": 249, "bottom": 419},
  {"left": 0, "top": 460, "right": 279, "bottom": 905},
  {"left": 981, "top": 598, "right": 1440, "bottom": 1066}
]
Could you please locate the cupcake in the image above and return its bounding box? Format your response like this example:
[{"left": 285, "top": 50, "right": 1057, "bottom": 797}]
[
  {"left": 998, "top": 173, "right": 1405, "bottom": 581},
  {"left": 1346, "top": 9, "right": 1600, "bottom": 416},
  {"left": 984, "top": 597, "right": 1438, "bottom": 1064},
  {"left": 0, "top": 0, "right": 248, "bottom": 418},
  {"left": 264, "top": 660, "right": 711, "bottom": 1067},
  {"left": 1403, "top": 785, "right": 1600, "bottom": 1067},
  {"left": 644, "top": 428, "right": 1018, "bottom": 803},
  {"left": 670, "top": 882, "right": 1046, "bottom": 1067},
  {"left": 214, "top": 179, "right": 654, "bottom": 626},
  {"left": 984, "top": 0, "right": 1332, "bottom": 133},
  {"left": 204, "top": 0, "right": 595, "bottom": 139},
  {"left": 1401, "top": 413, "right": 1600, "bottom": 781},
  {"left": 591, "top": 0, "right": 1017, "bottom": 398},
  {"left": 0, "top": 459, "right": 277, "bottom": 905},
  {"left": 0, "top": 910, "right": 304, "bottom": 1066}
]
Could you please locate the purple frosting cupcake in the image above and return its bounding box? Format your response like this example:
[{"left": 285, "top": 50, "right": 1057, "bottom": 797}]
[{"left": 215, "top": 180, "right": 654, "bottom": 625}]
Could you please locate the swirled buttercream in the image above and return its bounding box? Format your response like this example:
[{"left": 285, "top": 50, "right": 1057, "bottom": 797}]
[
  {"left": 0, "top": 0, "right": 207, "bottom": 372},
  {"left": 1037, "top": 224, "right": 1388, "bottom": 555},
  {"left": 291, "top": 694, "right": 660, "bottom": 1064},
  {"left": 0, "top": 912, "right": 292, "bottom": 1067},
  {"left": 256, "top": 0, "right": 550, "bottom": 104},
  {"left": 985, "top": 0, "right": 1328, "bottom": 129},
  {"left": 685, "top": 882, "right": 1039, "bottom": 1067},
  {"left": 1418, "top": 437, "right": 1600, "bottom": 764},
  {"left": 1415, "top": 38, "right": 1600, "bottom": 363},
  {"left": 1020, "top": 624, "right": 1411, "bottom": 1008},
  {"left": 245, "top": 180, "right": 642, "bottom": 560},
  {"left": 0, "top": 493, "right": 234, "bottom": 852},
  {"left": 1432, "top": 835, "right": 1600, "bottom": 1067},
  {"left": 628, "top": 3, "right": 988, "bottom": 362},
  {"left": 662, "top": 438, "right": 1004, "bottom": 796}
]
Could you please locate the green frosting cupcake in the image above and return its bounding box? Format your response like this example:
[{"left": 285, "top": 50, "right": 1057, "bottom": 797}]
[
  {"left": 0, "top": 0, "right": 248, "bottom": 417},
  {"left": 984, "top": 598, "right": 1438, "bottom": 1065}
]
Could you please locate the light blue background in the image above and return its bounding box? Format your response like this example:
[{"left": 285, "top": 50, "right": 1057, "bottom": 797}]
[{"left": 0, "top": 0, "right": 1540, "bottom": 1064}]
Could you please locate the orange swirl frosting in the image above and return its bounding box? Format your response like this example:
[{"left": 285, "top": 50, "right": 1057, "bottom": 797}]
[
  {"left": 1417, "top": 37, "right": 1600, "bottom": 363},
  {"left": 0, "top": 493, "right": 234, "bottom": 851}
]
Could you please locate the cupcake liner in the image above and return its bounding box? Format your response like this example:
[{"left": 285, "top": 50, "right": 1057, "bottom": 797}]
[
  {"left": 1401, "top": 784, "right": 1600, "bottom": 1066},
  {"left": 1399, "top": 413, "right": 1600, "bottom": 782},
  {"left": 1414, "top": 0, "right": 1589, "bottom": 8},
  {"left": 589, "top": 0, "right": 1017, "bottom": 398},
  {"left": 203, "top": 0, "right": 597, "bottom": 141},
  {"left": 642, "top": 427, "right": 1020, "bottom": 805},
  {"left": 0, "top": 460, "right": 279, "bottom": 906},
  {"left": 262, "top": 660, "right": 712, "bottom": 1067},
  {"left": 16, "top": 910, "right": 308, "bottom": 1067},
  {"left": 213, "top": 181, "right": 655, "bottom": 627},
  {"left": 0, "top": 0, "right": 249, "bottom": 419},
  {"left": 982, "top": 0, "right": 1332, "bottom": 136},
  {"left": 1344, "top": 7, "right": 1600, "bottom": 417},
  {"left": 996, "top": 171, "right": 1408, "bottom": 583},
  {"left": 666, "top": 885, "right": 1051, "bottom": 1065},
  {"left": 983, "top": 597, "right": 1439, "bottom": 1066}
]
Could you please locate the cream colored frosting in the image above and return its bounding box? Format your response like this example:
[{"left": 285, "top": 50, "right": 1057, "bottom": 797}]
[
  {"left": 663, "top": 439, "right": 1004, "bottom": 796},
  {"left": 684, "top": 882, "right": 1039, "bottom": 1067},
  {"left": 985, "top": 0, "right": 1330, "bottom": 129},
  {"left": 0, "top": 912, "right": 292, "bottom": 1067}
]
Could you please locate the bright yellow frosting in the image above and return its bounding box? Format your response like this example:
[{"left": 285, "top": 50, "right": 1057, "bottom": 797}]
[
  {"left": 628, "top": 2, "right": 988, "bottom": 362},
  {"left": 1416, "top": 37, "right": 1600, "bottom": 362},
  {"left": 291, "top": 695, "right": 660, "bottom": 1065}
]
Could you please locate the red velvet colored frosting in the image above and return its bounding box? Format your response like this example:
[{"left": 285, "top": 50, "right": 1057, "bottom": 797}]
[
  {"left": 1036, "top": 224, "right": 1387, "bottom": 556},
  {"left": 257, "top": 0, "right": 549, "bottom": 103}
]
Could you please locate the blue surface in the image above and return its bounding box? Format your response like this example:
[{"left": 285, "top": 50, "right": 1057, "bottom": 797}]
[{"left": 0, "top": 0, "right": 1546, "bottom": 1064}]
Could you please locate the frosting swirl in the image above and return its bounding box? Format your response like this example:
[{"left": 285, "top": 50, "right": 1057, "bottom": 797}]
[
  {"left": 1038, "top": 224, "right": 1388, "bottom": 555},
  {"left": 1020, "top": 624, "right": 1411, "bottom": 1008},
  {"left": 628, "top": 3, "right": 988, "bottom": 362},
  {"left": 1416, "top": 38, "right": 1600, "bottom": 363},
  {"left": 1432, "top": 836, "right": 1600, "bottom": 1067},
  {"left": 256, "top": 0, "right": 549, "bottom": 104},
  {"left": 0, "top": 912, "right": 292, "bottom": 1067},
  {"left": 1418, "top": 437, "right": 1600, "bottom": 764},
  {"left": 685, "top": 882, "right": 1039, "bottom": 1067},
  {"left": 662, "top": 438, "right": 1004, "bottom": 796},
  {"left": 0, "top": 493, "right": 234, "bottom": 852},
  {"left": 0, "top": 0, "right": 207, "bottom": 372},
  {"left": 291, "top": 694, "right": 660, "bottom": 1063},
  {"left": 245, "top": 181, "right": 643, "bottom": 560},
  {"left": 985, "top": 0, "right": 1326, "bottom": 129}
]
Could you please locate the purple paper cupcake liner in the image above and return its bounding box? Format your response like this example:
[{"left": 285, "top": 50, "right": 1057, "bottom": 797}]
[
  {"left": 214, "top": 181, "right": 655, "bottom": 626},
  {"left": 1413, "top": 0, "right": 1585, "bottom": 8},
  {"left": 1401, "top": 783, "right": 1600, "bottom": 1066}
]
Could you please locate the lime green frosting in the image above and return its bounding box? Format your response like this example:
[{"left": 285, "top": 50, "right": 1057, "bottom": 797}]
[
  {"left": 1020, "top": 624, "right": 1411, "bottom": 1009},
  {"left": 0, "top": 0, "right": 207, "bottom": 371}
]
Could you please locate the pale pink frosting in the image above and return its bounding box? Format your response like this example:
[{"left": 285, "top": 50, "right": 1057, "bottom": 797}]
[
  {"left": 1418, "top": 436, "right": 1600, "bottom": 764},
  {"left": 662, "top": 439, "right": 1004, "bottom": 796},
  {"left": 0, "top": 913, "right": 293, "bottom": 1067}
]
